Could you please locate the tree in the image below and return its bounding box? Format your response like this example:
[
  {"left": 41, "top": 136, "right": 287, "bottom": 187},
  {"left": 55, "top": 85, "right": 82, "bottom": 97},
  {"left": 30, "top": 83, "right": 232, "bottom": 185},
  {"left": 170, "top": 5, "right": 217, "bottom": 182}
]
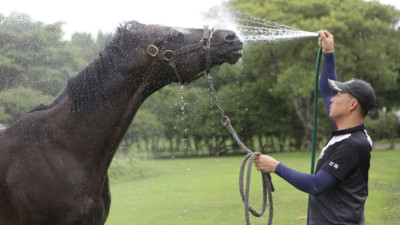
[
  {"left": 0, "top": 13, "right": 76, "bottom": 95},
  {"left": 0, "top": 86, "right": 52, "bottom": 125},
  {"left": 125, "top": 109, "right": 165, "bottom": 158},
  {"left": 366, "top": 110, "right": 400, "bottom": 149},
  {"left": 0, "top": 13, "right": 108, "bottom": 125},
  {"left": 230, "top": 0, "right": 400, "bottom": 150}
]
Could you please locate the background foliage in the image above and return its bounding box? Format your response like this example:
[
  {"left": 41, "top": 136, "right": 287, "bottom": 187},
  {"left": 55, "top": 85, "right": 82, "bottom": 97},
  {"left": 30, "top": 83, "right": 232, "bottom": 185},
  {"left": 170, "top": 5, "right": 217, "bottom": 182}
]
[{"left": 1, "top": 0, "right": 399, "bottom": 158}]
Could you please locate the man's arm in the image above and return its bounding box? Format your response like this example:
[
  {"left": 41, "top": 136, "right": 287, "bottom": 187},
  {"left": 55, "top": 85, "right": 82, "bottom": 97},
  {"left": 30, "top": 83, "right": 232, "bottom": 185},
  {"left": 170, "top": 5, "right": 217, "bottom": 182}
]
[
  {"left": 254, "top": 155, "right": 339, "bottom": 196},
  {"left": 318, "top": 30, "right": 337, "bottom": 125},
  {"left": 274, "top": 163, "right": 338, "bottom": 196},
  {"left": 320, "top": 52, "right": 337, "bottom": 114}
]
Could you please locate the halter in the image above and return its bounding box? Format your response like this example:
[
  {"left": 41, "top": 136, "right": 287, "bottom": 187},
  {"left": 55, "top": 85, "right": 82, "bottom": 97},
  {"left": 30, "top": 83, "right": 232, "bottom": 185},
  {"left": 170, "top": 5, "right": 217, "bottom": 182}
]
[{"left": 146, "top": 25, "right": 215, "bottom": 84}]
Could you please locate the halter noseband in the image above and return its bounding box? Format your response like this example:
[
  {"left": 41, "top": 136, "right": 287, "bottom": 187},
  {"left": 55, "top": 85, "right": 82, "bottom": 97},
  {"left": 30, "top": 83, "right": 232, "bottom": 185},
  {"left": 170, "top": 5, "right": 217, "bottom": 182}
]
[{"left": 146, "top": 25, "right": 214, "bottom": 84}]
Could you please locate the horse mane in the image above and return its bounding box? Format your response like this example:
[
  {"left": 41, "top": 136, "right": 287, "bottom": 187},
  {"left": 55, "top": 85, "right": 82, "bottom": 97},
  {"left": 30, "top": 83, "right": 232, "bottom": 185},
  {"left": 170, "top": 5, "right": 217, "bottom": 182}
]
[
  {"left": 29, "top": 89, "right": 68, "bottom": 112},
  {"left": 31, "top": 21, "right": 142, "bottom": 113},
  {"left": 67, "top": 22, "right": 142, "bottom": 111}
]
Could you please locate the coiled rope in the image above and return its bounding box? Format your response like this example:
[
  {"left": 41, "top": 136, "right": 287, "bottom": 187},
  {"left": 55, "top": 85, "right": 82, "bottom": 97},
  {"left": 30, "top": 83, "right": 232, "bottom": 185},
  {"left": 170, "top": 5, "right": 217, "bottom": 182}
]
[{"left": 207, "top": 75, "right": 274, "bottom": 225}]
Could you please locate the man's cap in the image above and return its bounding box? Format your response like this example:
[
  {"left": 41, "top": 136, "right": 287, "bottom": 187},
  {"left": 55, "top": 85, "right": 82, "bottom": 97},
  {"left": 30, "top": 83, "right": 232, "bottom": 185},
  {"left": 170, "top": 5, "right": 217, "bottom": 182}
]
[{"left": 328, "top": 78, "right": 376, "bottom": 110}]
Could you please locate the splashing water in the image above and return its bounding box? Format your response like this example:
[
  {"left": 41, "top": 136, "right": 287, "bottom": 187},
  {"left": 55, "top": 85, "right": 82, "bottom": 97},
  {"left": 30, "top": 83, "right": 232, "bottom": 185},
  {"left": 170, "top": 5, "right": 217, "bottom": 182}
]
[
  {"left": 176, "top": 85, "right": 191, "bottom": 154},
  {"left": 205, "top": 6, "right": 318, "bottom": 43},
  {"left": 177, "top": 85, "right": 186, "bottom": 121}
]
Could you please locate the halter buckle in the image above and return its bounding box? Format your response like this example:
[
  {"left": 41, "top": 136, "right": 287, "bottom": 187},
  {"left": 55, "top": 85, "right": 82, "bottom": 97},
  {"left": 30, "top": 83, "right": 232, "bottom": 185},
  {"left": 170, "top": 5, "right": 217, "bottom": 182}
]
[
  {"left": 147, "top": 45, "right": 159, "bottom": 57},
  {"left": 163, "top": 50, "right": 174, "bottom": 61}
]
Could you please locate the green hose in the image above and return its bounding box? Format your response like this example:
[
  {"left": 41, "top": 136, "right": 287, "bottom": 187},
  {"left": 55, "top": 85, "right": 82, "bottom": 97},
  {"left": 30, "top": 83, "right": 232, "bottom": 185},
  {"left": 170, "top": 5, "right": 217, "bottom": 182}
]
[{"left": 307, "top": 47, "right": 323, "bottom": 225}]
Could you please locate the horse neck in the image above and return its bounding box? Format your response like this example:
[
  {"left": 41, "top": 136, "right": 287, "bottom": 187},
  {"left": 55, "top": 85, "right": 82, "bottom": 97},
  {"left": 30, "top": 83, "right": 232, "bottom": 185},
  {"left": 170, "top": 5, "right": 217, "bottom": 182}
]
[{"left": 56, "top": 56, "right": 169, "bottom": 176}]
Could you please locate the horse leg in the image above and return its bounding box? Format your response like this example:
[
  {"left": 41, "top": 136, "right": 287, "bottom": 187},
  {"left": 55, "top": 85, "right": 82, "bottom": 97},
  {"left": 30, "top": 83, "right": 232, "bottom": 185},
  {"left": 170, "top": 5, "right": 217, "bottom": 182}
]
[
  {"left": 11, "top": 188, "right": 109, "bottom": 225},
  {"left": 0, "top": 185, "right": 19, "bottom": 225},
  {"left": 0, "top": 201, "right": 19, "bottom": 225},
  {"left": 16, "top": 198, "right": 108, "bottom": 225},
  {"left": 78, "top": 176, "right": 112, "bottom": 225},
  {"left": 102, "top": 174, "right": 111, "bottom": 221}
]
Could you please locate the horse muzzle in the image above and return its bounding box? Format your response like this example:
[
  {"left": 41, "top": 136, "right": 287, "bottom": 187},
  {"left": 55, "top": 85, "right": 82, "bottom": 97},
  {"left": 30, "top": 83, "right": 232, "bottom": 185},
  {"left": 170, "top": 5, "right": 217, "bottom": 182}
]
[{"left": 217, "top": 32, "right": 243, "bottom": 65}]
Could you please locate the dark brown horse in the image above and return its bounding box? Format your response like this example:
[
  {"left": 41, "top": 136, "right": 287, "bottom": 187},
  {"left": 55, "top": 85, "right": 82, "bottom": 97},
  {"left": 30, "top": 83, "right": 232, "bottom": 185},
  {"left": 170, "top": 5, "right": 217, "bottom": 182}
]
[{"left": 0, "top": 21, "right": 242, "bottom": 225}]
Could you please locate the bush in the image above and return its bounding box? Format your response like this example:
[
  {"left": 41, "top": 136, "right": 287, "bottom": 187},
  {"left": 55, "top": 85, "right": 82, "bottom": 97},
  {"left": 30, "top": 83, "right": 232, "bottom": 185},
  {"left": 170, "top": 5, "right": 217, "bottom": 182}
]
[
  {"left": 366, "top": 110, "right": 400, "bottom": 148},
  {"left": 108, "top": 156, "right": 162, "bottom": 183}
]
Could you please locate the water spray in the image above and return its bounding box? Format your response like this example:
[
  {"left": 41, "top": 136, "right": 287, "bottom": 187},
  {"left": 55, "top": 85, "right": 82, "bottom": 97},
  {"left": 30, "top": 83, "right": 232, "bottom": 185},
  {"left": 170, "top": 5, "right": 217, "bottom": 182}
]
[{"left": 205, "top": 7, "right": 318, "bottom": 43}]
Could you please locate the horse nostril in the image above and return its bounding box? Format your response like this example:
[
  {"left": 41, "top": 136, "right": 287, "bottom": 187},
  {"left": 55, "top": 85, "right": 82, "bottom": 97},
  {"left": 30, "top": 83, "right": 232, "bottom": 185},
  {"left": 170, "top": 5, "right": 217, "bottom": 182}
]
[{"left": 224, "top": 32, "right": 237, "bottom": 42}]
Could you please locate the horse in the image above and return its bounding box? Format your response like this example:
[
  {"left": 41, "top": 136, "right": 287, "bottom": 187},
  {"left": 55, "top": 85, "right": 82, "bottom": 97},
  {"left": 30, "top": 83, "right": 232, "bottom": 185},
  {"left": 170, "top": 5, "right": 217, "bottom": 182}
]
[{"left": 0, "top": 21, "right": 243, "bottom": 225}]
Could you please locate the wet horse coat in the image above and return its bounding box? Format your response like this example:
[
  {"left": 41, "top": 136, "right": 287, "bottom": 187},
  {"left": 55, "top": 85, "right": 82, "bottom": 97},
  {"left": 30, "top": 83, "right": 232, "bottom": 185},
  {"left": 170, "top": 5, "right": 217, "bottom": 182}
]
[{"left": 0, "top": 21, "right": 242, "bottom": 224}]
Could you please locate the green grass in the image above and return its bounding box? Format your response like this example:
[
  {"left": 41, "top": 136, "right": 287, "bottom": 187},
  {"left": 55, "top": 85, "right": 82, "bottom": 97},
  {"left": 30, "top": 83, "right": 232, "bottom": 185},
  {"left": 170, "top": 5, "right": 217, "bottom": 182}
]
[
  {"left": 106, "top": 149, "right": 400, "bottom": 225},
  {"left": 366, "top": 149, "right": 400, "bottom": 225}
]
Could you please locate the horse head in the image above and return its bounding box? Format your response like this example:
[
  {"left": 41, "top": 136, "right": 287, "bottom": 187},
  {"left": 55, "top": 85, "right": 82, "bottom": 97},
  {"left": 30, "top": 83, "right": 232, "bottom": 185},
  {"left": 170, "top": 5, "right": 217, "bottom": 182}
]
[{"left": 117, "top": 21, "right": 243, "bottom": 85}]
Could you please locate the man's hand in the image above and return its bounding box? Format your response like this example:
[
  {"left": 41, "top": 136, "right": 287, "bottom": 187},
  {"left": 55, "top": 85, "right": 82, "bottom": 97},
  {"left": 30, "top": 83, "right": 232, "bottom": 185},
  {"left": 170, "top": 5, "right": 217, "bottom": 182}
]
[
  {"left": 254, "top": 155, "right": 280, "bottom": 173},
  {"left": 318, "top": 30, "right": 334, "bottom": 53}
]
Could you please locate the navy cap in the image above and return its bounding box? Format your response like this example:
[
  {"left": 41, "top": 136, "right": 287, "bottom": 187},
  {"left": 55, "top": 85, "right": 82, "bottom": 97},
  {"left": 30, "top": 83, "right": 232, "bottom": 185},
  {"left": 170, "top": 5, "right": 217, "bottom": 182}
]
[{"left": 328, "top": 78, "right": 376, "bottom": 110}]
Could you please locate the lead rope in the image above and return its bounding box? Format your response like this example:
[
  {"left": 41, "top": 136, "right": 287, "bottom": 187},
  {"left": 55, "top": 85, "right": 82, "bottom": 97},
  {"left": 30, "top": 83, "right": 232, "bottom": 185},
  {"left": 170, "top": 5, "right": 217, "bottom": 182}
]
[{"left": 207, "top": 74, "right": 274, "bottom": 225}]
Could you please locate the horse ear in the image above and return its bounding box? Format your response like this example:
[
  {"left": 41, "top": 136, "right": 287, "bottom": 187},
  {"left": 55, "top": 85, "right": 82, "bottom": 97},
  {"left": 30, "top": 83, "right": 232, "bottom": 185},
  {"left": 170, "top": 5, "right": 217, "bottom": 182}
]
[
  {"left": 121, "top": 21, "right": 143, "bottom": 34},
  {"left": 166, "top": 29, "right": 184, "bottom": 42},
  {"left": 115, "top": 21, "right": 147, "bottom": 45},
  {"left": 117, "top": 21, "right": 169, "bottom": 44}
]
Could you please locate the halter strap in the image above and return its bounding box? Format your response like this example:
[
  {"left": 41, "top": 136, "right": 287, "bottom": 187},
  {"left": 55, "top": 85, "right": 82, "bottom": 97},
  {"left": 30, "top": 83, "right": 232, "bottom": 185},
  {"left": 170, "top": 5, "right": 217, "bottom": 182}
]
[
  {"left": 202, "top": 25, "right": 214, "bottom": 74},
  {"left": 145, "top": 25, "right": 214, "bottom": 84}
]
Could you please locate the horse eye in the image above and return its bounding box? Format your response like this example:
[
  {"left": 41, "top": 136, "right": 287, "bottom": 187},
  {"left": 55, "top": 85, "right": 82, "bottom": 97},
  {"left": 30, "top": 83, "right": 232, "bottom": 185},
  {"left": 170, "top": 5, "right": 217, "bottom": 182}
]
[{"left": 166, "top": 29, "right": 184, "bottom": 42}]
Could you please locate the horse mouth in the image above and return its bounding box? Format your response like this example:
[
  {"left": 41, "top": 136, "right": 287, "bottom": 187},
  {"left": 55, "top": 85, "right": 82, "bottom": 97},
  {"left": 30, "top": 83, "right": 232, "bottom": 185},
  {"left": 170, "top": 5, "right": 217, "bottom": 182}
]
[
  {"left": 232, "top": 49, "right": 243, "bottom": 57},
  {"left": 212, "top": 36, "right": 243, "bottom": 65},
  {"left": 226, "top": 46, "right": 243, "bottom": 64}
]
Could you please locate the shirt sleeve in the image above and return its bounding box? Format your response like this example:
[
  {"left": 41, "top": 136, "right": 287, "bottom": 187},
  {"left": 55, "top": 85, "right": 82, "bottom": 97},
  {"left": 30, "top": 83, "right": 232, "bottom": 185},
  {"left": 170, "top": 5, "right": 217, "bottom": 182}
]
[
  {"left": 320, "top": 52, "right": 337, "bottom": 126},
  {"left": 274, "top": 163, "right": 339, "bottom": 196}
]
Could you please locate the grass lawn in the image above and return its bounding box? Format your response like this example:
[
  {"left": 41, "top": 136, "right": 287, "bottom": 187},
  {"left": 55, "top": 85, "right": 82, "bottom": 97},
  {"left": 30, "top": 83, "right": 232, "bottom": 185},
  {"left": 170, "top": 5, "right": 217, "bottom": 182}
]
[{"left": 106, "top": 149, "right": 400, "bottom": 225}]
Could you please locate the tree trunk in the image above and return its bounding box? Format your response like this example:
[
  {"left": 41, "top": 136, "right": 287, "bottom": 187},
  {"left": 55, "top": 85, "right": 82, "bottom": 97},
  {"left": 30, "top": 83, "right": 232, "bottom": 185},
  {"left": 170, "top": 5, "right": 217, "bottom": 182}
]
[{"left": 289, "top": 94, "right": 313, "bottom": 151}]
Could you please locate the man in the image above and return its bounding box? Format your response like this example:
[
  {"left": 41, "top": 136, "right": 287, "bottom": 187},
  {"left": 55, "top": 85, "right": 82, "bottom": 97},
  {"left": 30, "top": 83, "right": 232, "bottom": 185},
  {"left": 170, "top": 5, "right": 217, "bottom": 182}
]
[{"left": 254, "top": 30, "right": 376, "bottom": 225}]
